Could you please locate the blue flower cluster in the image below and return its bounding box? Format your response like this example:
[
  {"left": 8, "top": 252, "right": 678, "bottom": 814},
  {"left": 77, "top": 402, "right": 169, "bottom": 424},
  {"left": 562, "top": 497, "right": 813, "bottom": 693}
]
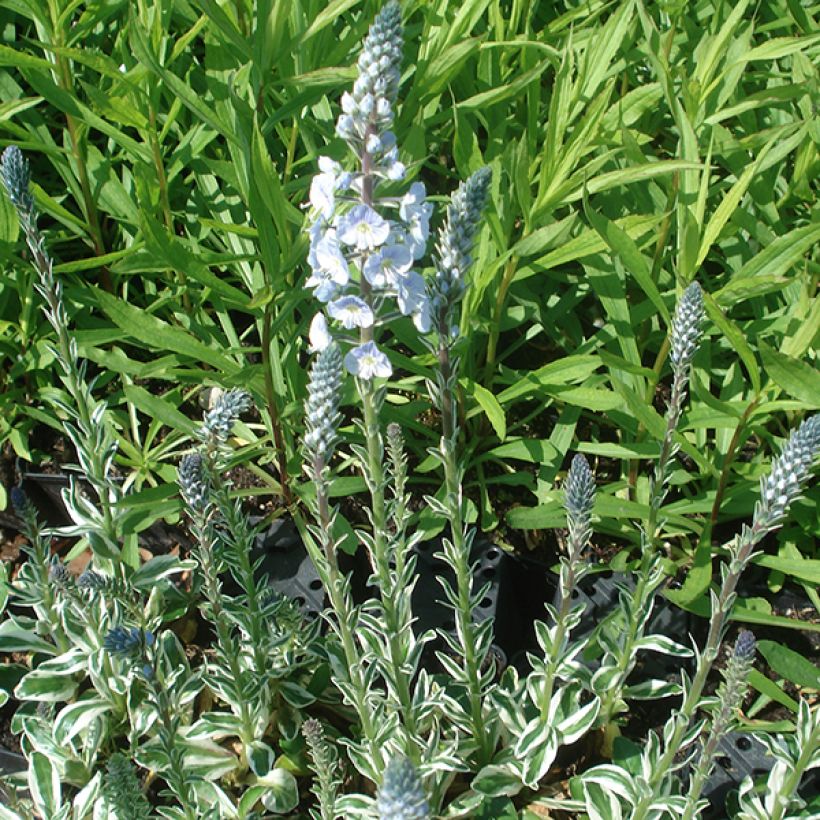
[{"left": 305, "top": 1, "right": 433, "bottom": 380}]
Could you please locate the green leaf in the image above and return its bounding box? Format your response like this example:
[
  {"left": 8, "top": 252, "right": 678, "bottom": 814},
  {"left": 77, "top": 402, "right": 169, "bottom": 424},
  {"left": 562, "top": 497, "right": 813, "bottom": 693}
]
[
  {"left": 753, "top": 555, "right": 820, "bottom": 586},
  {"left": 703, "top": 292, "right": 761, "bottom": 395},
  {"left": 757, "top": 640, "right": 820, "bottom": 691},
  {"left": 93, "top": 288, "right": 240, "bottom": 375},
  {"left": 130, "top": 25, "right": 235, "bottom": 143},
  {"left": 759, "top": 343, "right": 820, "bottom": 407},
  {"left": 0, "top": 620, "right": 57, "bottom": 656},
  {"left": 747, "top": 668, "right": 799, "bottom": 712},
  {"left": 585, "top": 200, "right": 669, "bottom": 322},
  {"left": 731, "top": 223, "right": 820, "bottom": 283},
  {"left": 496, "top": 355, "right": 601, "bottom": 404},
  {"left": 123, "top": 385, "right": 198, "bottom": 436},
  {"left": 463, "top": 379, "right": 506, "bottom": 440},
  {"left": 258, "top": 767, "right": 300, "bottom": 814}
]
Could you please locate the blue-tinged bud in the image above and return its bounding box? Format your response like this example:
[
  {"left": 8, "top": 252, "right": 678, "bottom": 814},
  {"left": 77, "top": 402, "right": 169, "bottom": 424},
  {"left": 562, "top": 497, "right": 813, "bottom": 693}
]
[
  {"left": 733, "top": 629, "right": 756, "bottom": 663},
  {"left": 376, "top": 757, "right": 431, "bottom": 820},
  {"left": 48, "top": 557, "right": 72, "bottom": 588},
  {"left": 359, "top": 2, "right": 403, "bottom": 107},
  {"left": 178, "top": 453, "right": 210, "bottom": 515},
  {"left": 103, "top": 626, "right": 144, "bottom": 656},
  {"left": 564, "top": 453, "right": 595, "bottom": 548},
  {"left": 431, "top": 168, "right": 492, "bottom": 328},
  {"left": 1, "top": 146, "right": 34, "bottom": 216},
  {"left": 669, "top": 282, "right": 705, "bottom": 372},
  {"left": 77, "top": 570, "right": 107, "bottom": 590},
  {"left": 304, "top": 343, "right": 344, "bottom": 463},
  {"left": 755, "top": 415, "right": 820, "bottom": 530},
  {"left": 198, "top": 389, "right": 252, "bottom": 446},
  {"left": 10, "top": 486, "right": 30, "bottom": 518}
]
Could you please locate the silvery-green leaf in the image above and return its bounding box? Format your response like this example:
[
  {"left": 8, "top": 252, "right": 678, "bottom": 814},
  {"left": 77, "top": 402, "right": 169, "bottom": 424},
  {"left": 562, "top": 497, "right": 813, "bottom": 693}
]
[
  {"left": 624, "top": 679, "right": 684, "bottom": 699},
  {"left": 53, "top": 698, "right": 110, "bottom": 745},
  {"left": 441, "top": 789, "right": 483, "bottom": 817},
  {"left": 472, "top": 763, "right": 522, "bottom": 797},
  {"left": 583, "top": 781, "right": 624, "bottom": 820},
  {"left": 582, "top": 763, "right": 637, "bottom": 802},
  {"left": 556, "top": 695, "right": 600, "bottom": 744},
  {"left": 29, "top": 750, "right": 61, "bottom": 818},
  {"left": 15, "top": 667, "right": 79, "bottom": 702},
  {"left": 258, "top": 767, "right": 300, "bottom": 814},
  {"left": 189, "top": 712, "right": 245, "bottom": 740},
  {"left": 72, "top": 771, "right": 101, "bottom": 818},
  {"left": 0, "top": 618, "right": 57, "bottom": 655},
  {"left": 633, "top": 634, "right": 693, "bottom": 657},
  {"left": 334, "top": 793, "right": 374, "bottom": 818},
  {"left": 247, "top": 740, "right": 276, "bottom": 777},
  {"left": 521, "top": 733, "right": 558, "bottom": 787},
  {"left": 237, "top": 785, "right": 268, "bottom": 816},
  {"left": 131, "top": 555, "right": 197, "bottom": 590},
  {"left": 157, "top": 808, "right": 188, "bottom": 819},
  {"left": 178, "top": 737, "right": 238, "bottom": 780}
]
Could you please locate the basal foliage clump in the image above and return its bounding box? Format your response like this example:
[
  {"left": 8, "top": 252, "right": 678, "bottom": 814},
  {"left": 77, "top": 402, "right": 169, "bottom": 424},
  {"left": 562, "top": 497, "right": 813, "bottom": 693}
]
[{"left": 0, "top": 2, "right": 818, "bottom": 819}]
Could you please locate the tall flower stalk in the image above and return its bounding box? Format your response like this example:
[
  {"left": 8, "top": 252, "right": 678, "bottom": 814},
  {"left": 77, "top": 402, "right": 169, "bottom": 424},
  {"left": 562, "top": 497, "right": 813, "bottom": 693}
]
[
  {"left": 682, "top": 630, "right": 756, "bottom": 820},
  {"left": 630, "top": 414, "right": 820, "bottom": 819},
  {"left": 301, "top": 343, "right": 385, "bottom": 779},
  {"left": 538, "top": 454, "right": 596, "bottom": 719},
  {"left": 2, "top": 146, "right": 123, "bottom": 568},
  {"left": 597, "top": 282, "right": 705, "bottom": 733},
  {"left": 303, "top": 1, "right": 435, "bottom": 760},
  {"left": 426, "top": 167, "right": 493, "bottom": 763}
]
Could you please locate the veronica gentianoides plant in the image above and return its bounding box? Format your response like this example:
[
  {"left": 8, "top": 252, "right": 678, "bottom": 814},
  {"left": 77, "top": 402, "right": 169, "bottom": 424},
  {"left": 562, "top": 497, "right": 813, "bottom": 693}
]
[
  {"left": 592, "top": 282, "right": 705, "bottom": 745},
  {"left": 1, "top": 147, "right": 130, "bottom": 570}
]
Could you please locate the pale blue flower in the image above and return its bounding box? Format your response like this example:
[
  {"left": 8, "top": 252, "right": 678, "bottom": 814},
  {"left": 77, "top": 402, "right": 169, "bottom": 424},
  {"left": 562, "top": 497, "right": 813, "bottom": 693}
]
[
  {"left": 345, "top": 341, "right": 392, "bottom": 379},
  {"left": 310, "top": 171, "right": 336, "bottom": 221},
  {"left": 328, "top": 295, "right": 374, "bottom": 329},
  {"left": 338, "top": 204, "right": 390, "bottom": 251},
  {"left": 399, "top": 182, "right": 432, "bottom": 259},
  {"left": 309, "top": 312, "right": 332, "bottom": 352},
  {"left": 363, "top": 244, "right": 413, "bottom": 288},
  {"left": 396, "top": 271, "right": 432, "bottom": 332},
  {"left": 309, "top": 157, "right": 353, "bottom": 221},
  {"left": 307, "top": 230, "right": 349, "bottom": 301}
]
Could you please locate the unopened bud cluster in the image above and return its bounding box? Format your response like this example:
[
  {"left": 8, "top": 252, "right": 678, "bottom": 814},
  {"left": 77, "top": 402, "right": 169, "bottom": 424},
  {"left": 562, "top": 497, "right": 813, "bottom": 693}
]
[
  {"left": 755, "top": 415, "right": 820, "bottom": 530},
  {"left": 1, "top": 145, "right": 34, "bottom": 217},
  {"left": 431, "top": 167, "right": 492, "bottom": 325},
  {"left": 339, "top": 0, "right": 403, "bottom": 137},
  {"left": 669, "top": 282, "right": 705, "bottom": 371},
  {"left": 303, "top": 343, "right": 344, "bottom": 462},
  {"left": 198, "top": 390, "right": 251, "bottom": 447},
  {"left": 564, "top": 454, "right": 596, "bottom": 549},
  {"left": 376, "top": 757, "right": 431, "bottom": 820},
  {"left": 178, "top": 453, "right": 210, "bottom": 516}
]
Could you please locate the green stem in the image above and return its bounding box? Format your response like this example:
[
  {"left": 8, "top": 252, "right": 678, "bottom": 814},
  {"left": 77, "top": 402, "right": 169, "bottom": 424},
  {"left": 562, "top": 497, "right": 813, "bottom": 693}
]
[
  {"left": 632, "top": 521, "right": 768, "bottom": 820},
  {"left": 193, "top": 512, "right": 256, "bottom": 752},
  {"left": 309, "top": 461, "right": 382, "bottom": 772},
  {"left": 769, "top": 719, "right": 820, "bottom": 820},
  {"left": 439, "top": 333, "right": 493, "bottom": 765},
  {"left": 261, "top": 307, "right": 292, "bottom": 505},
  {"left": 359, "top": 383, "right": 419, "bottom": 755}
]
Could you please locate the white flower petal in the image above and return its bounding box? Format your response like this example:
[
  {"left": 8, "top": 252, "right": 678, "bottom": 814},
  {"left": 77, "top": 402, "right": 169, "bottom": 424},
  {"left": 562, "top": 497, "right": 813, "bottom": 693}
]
[{"left": 308, "top": 312, "right": 332, "bottom": 352}]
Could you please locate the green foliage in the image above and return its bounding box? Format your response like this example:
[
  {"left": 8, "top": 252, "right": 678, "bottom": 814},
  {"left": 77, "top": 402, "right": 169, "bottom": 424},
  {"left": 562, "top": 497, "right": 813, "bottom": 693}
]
[{"left": 0, "top": 0, "right": 817, "bottom": 818}]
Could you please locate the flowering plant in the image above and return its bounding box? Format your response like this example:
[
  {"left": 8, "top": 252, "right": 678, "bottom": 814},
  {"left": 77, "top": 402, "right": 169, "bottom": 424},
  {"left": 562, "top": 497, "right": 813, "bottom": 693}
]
[{"left": 0, "top": 3, "right": 817, "bottom": 819}]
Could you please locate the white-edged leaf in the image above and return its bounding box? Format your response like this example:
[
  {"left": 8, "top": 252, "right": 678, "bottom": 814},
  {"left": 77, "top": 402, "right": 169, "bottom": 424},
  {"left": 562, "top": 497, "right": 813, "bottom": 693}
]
[{"left": 29, "top": 751, "right": 61, "bottom": 817}]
